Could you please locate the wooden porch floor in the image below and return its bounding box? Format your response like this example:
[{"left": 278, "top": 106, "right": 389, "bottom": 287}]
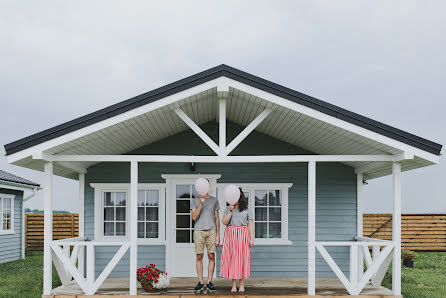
[{"left": 48, "top": 277, "right": 399, "bottom": 297}]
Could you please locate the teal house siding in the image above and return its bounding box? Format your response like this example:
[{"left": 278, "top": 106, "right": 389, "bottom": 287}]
[
  {"left": 0, "top": 188, "right": 23, "bottom": 264},
  {"left": 84, "top": 122, "right": 356, "bottom": 278}
]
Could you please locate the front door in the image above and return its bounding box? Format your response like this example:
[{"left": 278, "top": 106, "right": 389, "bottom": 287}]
[{"left": 167, "top": 175, "right": 219, "bottom": 277}]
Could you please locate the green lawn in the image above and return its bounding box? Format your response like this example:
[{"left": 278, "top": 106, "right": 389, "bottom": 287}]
[
  {"left": 0, "top": 251, "right": 60, "bottom": 298},
  {"left": 382, "top": 252, "right": 446, "bottom": 298},
  {"left": 0, "top": 251, "right": 445, "bottom": 297}
]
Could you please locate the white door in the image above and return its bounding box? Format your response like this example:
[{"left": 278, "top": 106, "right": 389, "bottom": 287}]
[{"left": 167, "top": 176, "right": 219, "bottom": 277}]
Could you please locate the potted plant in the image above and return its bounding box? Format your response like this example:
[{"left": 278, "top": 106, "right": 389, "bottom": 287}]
[
  {"left": 402, "top": 250, "right": 418, "bottom": 268},
  {"left": 137, "top": 264, "right": 170, "bottom": 292}
]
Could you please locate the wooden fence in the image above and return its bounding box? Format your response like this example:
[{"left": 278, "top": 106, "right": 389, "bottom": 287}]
[
  {"left": 364, "top": 214, "right": 446, "bottom": 251},
  {"left": 25, "top": 213, "right": 79, "bottom": 251},
  {"left": 25, "top": 213, "right": 446, "bottom": 251}
]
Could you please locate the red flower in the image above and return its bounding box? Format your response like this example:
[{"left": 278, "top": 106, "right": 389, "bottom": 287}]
[{"left": 155, "top": 280, "right": 158, "bottom": 283}]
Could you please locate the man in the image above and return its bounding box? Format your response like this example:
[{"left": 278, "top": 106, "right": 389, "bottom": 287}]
[{"left": 191, "top": 187, "right": 220, "bottom": 293}]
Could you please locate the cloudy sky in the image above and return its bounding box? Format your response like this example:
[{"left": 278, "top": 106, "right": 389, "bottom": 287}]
[{"left": 0, "top": 1, "right": 444, "bottom": 213}]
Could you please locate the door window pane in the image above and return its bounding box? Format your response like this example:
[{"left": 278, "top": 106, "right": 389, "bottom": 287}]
[
  {"left": 177, "top": 215, "right": 190, "bottom": 228},
  {"left": 176, "top": 185, "right": 190, "bottom": 198},
  {"left": 176, "top": 230, "right": 190, "bottom": 243},
  {"left": 176, "top": 200, "right": 190, "bottom": 213}
]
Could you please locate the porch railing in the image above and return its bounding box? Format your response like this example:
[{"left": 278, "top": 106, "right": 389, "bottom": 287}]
[
  {"left": 315, "top": 237, "right": 394, "bottom": 295},
  {"left": 51, "top": 237, "right": 130, "bottom": 295}
]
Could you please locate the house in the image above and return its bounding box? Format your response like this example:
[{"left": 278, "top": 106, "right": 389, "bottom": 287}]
[
  {"left": 0, "top": 170, "right": 39, "bottom": 263},
  {"left": 3, "top": 65, "right": 442, "bottom": 296}
]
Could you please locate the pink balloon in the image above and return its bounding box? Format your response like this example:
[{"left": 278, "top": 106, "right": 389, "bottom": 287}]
[
  {"left": 224, "top": 184, "right": 240, "bottom": 205},
  {"left": 195, "top": 178, "right": 210, "bottom": 196}
]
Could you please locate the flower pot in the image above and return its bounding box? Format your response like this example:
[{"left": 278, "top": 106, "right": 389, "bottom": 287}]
[
  {"left": 141, "top": 282, "right": 157, "bottom": 292},
  {"left": 403, "top": 259, "right": 414, "bottom": 268}
]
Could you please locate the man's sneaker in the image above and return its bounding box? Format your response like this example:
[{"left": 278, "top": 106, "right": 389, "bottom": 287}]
[
  {"left": 194, "top": 282, "right": 204, "bottom": 293},
  {"left": 206, "top": 282, "right": 216, "bottom": 292}
]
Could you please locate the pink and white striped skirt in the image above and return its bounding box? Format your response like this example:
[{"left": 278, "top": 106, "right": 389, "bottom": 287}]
[{"left": 220, "top": 225, "right": 251, "bottom": 279}]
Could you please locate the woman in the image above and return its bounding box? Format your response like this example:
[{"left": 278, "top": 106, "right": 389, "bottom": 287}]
[{"left": 220, "top": 188, "right": 254, "bottom": 293}]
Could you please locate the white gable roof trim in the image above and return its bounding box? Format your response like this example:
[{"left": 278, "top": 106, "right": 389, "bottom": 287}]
[{"left": 3, "top": 65, "right": 441, "bottom": 181}]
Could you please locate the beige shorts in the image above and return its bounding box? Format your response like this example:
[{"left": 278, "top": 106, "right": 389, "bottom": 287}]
[{"left": 193, "top": 229, "right": 217, "bottom": 254}]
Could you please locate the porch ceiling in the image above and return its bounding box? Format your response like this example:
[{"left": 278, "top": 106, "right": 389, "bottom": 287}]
[{"left": 9, "top": 86, "right": 436, "bottom": 180}]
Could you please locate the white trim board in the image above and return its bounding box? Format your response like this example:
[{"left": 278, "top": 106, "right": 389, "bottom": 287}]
[{"left": 36, "top": 154, "right": 412, "bottom": 163}]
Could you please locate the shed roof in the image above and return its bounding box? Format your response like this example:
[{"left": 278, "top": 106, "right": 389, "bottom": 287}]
[{"left": 0, "top": 170, "right": 40, "bottom": 187}]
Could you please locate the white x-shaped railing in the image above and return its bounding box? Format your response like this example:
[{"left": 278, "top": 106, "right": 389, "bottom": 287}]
[
  {"left": 316, "top": 238, "right": 394, "bottom": 295},
  {"left": 51, "top": 238, "right": 130, "bottom": 295}
]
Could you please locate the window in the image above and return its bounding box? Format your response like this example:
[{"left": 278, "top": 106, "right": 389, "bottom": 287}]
[
  {"left": 103, "top": 191, "right": 127, "bottom": 236},
  {"left": 138, "top": 190, "right": 160, "bottom": 239},
  {"left": 0, "top": 194, "right": 14, "bottom": 234},
  {"left": 92, "top": 183, "right": 165, "bottom": 243},
  {"left": 218, "top": 183, "right": 292, "bottom": 245},
  {"left": 254, "top": 190, "right": 282, "bottom": 239},
  {"left": 175, "top": 184, "right": 199, "bottom": 243}
]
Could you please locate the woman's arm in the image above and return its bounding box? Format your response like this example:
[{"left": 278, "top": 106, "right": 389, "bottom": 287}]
[
  {"left": 248, "top": 219, "right": 254, "bottom": 247},
  {"left": 222, "top": 205, "right": 234, "bottom": 225}
]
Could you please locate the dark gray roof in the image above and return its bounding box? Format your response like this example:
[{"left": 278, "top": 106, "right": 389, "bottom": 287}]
[
  {"left": 3, "top": 64, "right": 442, "bottom": 156},
  {"left": 0, "top": 170, "right": 40, "bottom": 187}
]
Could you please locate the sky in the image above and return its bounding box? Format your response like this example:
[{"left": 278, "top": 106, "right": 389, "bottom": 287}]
[{"left": 0, "top": 1, "right": 444, "bottom": 214}]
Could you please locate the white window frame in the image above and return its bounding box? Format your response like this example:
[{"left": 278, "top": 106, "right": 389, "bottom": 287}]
[
  {"left": 0, "top": 194, "right": 15, "bottom": 235},
  {"left": 91, "top": 183, "right": 166, "bottom": 244},
  {"left": 217, "top": 183, "right": 293, "bottom": 245}
]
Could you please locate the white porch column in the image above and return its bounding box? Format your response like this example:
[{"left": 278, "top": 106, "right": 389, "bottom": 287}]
[
  {"left": 78, "top": 173, "right": 85, "bottom": 276},
  {"left": 129, "top": 161, "right": 138, "bottom": 295},
  {"left": 43, "top": 162, "right": 53, "bottom": 295},
  {"left": 219, "top": 98, "right": 226, "bottom": 151},
  {"left": 307, "top": 161, "right": 316, "bottom": 295},
  {"left": 392, "top": 162, "right": 402, "bottom": 295},
  {"left": 357, "top": 173, "right": 364, "bottom": 278}
]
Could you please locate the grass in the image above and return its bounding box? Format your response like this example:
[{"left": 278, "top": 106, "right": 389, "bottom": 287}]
[
  {"left": 381, "top": 252, "right": 446, "bottom": 298},
  {"left": 0, "top": 251, "right": 445, "bottom": 297},
  {"left": 0, "top": 251, "right": 60, "bottom": 298}
]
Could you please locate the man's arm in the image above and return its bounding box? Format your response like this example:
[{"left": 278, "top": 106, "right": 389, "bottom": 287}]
[
  {"left": 192, "top": 198, "right": 205, "bottom": 221},
  {"left": 215, "top": 210, "right": 220, "bottom": 245}
]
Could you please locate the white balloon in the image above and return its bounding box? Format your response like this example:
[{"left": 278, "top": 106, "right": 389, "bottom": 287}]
[
  {"left": 194, "top": 178, "right": 210, "bottom": 196},
  {"left": 224, "top": 184, "right": 241, "bottom": 205}
]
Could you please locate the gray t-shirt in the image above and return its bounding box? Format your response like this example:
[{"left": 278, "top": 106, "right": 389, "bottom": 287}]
[
  {"left": 191, "top": 196, "right": 220, "bottom": 230},
  {"left": 224, "top": 206, "right": 253, "bottom": 226}
]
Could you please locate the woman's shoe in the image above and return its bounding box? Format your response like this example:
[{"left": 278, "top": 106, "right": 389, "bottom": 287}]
[{"left": 238, "top": 287, "right": 245, "bottom": 293}]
